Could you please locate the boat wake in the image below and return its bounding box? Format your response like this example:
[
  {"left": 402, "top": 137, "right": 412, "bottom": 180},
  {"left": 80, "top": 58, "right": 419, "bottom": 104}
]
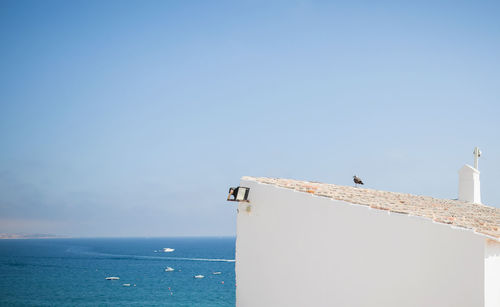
[
  {"left": 67, "top": 248, "right": 235, "bottom": 262},
  {"left": 162, "top": 257, "right": 235, "bottom": 263}
]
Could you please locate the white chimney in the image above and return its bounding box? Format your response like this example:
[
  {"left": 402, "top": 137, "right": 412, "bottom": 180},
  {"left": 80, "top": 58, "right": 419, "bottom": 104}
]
[{"left": 458, "top": 147, "right": 481, "bottom": 204}]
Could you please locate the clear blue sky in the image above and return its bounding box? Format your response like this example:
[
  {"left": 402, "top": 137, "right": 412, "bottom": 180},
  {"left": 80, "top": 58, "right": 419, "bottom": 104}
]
[{"left": 1, "top": 0, "right": 499, "bottom": 237}]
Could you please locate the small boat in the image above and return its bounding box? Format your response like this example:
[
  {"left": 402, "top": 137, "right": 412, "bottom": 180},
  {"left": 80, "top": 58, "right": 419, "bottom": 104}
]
[
  {"left": 194, "top": 275, "right": 204, "bottom": 279},
  {"left": 105, "top": 277, "right": 120, "bottom": 280},
  {"left": 212, "top": 272, "right": 222, "bottom": 275},
  {"left": 163, "top": 248, "right": 175, "bottom": 253},
  {"left": 123, "top": 283, "right": 131, "bottom": 287},
  {"left": 165, "top": 267, "right": 175, "bottom": 272}
]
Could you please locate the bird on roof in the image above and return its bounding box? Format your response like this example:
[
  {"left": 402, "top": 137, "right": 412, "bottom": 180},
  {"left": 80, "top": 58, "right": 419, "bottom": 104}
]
[{"left": 353, "top": 175, "right": 364, "bottom": 187}]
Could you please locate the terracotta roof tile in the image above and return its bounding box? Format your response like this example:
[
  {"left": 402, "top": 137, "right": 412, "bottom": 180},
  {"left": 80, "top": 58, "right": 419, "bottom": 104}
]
[{"left": 242, "top": 176, "right": 500, "bottom": 241}]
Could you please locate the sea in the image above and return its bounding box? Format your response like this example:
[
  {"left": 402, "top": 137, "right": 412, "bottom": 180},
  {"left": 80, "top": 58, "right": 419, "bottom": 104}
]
[{"left": 0, "top": 237, "right": 236, "bottom": 306}]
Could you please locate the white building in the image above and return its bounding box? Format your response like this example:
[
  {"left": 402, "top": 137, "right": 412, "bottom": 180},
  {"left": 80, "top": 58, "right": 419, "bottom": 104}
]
[{"left": 235, "top": 172, "right": 500, "bottom": 306}]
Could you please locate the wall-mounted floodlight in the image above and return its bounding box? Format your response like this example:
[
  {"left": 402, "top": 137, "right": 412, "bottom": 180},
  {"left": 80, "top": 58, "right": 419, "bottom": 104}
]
[{"left": 227, "top": 186, "right": 250, "bottom": 202}]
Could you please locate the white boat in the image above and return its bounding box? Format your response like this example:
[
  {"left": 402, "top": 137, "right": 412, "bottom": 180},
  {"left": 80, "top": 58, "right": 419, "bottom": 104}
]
[
  {"left": 163, "top": 248, "right": 175, "bottom": 253},
  {"left": 213, "top": 272, "right": 222, "bottom": 275},
  {"left": 194, "top": 275, "right": 204, "bottom": 279},
  {"left": 165, "top": 267, "right": 175, "bottom": 272},
  {"left": 105, "top": 277, "right": 120, "bottom": 280},
  {"left": 122, "top": 283, "right": 131, "bottom": 287}
]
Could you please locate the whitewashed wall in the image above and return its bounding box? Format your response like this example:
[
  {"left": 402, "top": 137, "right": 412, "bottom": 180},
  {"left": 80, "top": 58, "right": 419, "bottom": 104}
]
[
  {"left": 485, "top": 240, "right": 500, "bottom": 307},
  {"left": 236, "top": 179, "right": 485, "bottom": 307}
]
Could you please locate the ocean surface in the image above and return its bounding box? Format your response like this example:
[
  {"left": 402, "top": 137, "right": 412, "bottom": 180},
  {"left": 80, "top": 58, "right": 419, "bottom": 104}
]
[{"left": 0, "top": 237, "right": 236, "bottom": 306}]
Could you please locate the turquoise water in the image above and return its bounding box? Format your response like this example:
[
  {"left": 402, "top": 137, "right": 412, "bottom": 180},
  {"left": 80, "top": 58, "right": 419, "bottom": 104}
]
[{"left": 0, "top": 237, "right": 235, "bottom": 306}]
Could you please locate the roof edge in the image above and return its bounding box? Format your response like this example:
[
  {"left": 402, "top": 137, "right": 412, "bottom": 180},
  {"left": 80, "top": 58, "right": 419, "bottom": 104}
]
[{"left": 241, "top": 176, "right": 500, "bottom": 242}]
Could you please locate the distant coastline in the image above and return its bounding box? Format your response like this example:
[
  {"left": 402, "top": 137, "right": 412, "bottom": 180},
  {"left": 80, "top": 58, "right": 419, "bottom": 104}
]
[
  {"left": 0, "top": 234, "right": 235, "bottom": 239},
  {"left": 0, "top": 233, "right": 67, "bottom": 239}
]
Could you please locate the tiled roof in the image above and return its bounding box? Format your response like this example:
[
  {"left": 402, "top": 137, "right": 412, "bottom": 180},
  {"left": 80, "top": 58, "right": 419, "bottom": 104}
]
[{"left": 242, "top": 176, "right": 500, "bottom": 241}]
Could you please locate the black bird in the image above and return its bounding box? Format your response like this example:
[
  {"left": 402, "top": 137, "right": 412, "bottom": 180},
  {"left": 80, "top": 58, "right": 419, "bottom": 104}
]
[{"left": 353, "top": 175, "right": 364, "bottom": 187}]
